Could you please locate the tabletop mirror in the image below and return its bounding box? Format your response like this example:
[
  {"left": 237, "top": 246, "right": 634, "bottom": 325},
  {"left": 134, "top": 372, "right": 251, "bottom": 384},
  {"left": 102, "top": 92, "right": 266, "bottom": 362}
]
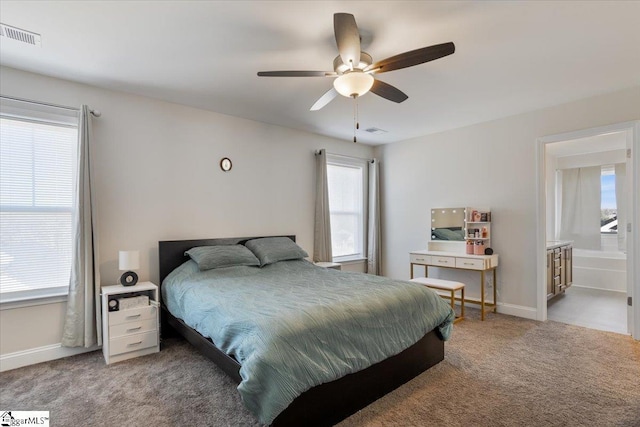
[{"left": 431, "top": 208, "right": 465, "bottom": 241}]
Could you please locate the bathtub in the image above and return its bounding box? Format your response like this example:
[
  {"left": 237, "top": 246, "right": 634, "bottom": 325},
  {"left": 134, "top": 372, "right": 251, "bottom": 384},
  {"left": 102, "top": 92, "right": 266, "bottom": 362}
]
[{"left": 572, "top": 248, "right": 627, "bottom": 292}]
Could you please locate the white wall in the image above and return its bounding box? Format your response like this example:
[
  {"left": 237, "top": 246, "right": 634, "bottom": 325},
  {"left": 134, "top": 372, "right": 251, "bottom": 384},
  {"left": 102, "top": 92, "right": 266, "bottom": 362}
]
[
  {"left": 0, "top": 66, "right": 373, "bottom": 363},
  {"left": 375, "top": 86, "right": 640, "bottom": 316},
  {"left": 0, "top": 300, "right": 68, "bottom": 354},
  {"left": 545, "top": 152, "right": 558, "bottom": 241},
  {"left": 556, "top": 149, "right": 626, "bottom": 169}
]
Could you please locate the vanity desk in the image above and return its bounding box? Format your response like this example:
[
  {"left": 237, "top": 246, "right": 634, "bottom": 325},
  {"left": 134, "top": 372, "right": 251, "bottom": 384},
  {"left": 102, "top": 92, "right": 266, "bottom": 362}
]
[
  {"left": 414, "top": 207, "right": 498, "bottom": 320},
  {"left": 410, "top": 250, "right": 498, "bottom": 320}
]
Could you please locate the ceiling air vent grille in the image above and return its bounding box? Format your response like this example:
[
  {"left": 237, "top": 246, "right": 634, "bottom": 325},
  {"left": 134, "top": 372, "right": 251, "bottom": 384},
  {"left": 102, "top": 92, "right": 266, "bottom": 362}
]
[
  {"left": 0, "top": 23, "right": 41, "bottom": 46},
  {"left": 365, "top": 127, "right": 388, "bottom": 135}
]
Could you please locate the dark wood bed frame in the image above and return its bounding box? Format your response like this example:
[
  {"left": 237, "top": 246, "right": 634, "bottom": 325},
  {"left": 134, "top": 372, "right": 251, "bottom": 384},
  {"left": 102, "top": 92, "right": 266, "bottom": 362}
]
[{"left": 158, "top": 236, "right": 445, "bottom": 427}]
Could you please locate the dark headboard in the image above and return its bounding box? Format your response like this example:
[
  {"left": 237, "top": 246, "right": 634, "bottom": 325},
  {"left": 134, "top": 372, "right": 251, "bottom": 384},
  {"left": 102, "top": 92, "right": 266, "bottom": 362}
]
[{"left": 158, "top": 235, "right": 296, "bottom": 286}]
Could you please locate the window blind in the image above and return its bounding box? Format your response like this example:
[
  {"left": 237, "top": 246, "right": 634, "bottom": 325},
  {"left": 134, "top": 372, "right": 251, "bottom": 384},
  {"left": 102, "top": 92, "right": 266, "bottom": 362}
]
[
  {"left": 327, "top": 158, "right": 366, "bottom": 260},
  {"left": 0, "top": 104, "right": 78, "bottom": 301}
]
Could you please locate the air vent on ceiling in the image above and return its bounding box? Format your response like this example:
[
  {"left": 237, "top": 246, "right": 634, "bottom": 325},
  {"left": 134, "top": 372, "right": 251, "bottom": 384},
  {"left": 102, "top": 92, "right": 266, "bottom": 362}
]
[
  {"left": 0, "top": 23, "right": 41, "bottom": 46},
  {"left": 365, "top": 127, "right": 388, "bottom": 135}
]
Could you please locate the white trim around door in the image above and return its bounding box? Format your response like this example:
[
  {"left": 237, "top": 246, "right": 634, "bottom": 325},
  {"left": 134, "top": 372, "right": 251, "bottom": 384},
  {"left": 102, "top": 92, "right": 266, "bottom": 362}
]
[{"left": 536, "top": 121, "right": 639, "bottom": 340}]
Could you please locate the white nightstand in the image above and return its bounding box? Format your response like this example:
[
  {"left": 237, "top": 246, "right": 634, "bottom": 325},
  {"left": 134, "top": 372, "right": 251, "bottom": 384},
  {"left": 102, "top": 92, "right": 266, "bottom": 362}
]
[
  {"left": 314, "top": 262, "right": 342, "bottom": 270},
  {"left": 101, "top": 281, "right": 160, "bottom": 364}
]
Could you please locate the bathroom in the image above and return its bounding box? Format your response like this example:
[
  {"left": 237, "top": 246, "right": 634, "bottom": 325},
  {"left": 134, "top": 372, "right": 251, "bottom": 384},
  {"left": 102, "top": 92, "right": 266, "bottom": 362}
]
[{"left": 544, "top": 130, "right": 629, "bottom": 334}]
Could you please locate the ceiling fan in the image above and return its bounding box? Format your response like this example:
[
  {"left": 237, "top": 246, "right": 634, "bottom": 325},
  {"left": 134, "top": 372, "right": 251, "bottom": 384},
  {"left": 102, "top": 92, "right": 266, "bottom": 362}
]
[{"left": 257, "top": 13, "right": 455, "bottom": 111}]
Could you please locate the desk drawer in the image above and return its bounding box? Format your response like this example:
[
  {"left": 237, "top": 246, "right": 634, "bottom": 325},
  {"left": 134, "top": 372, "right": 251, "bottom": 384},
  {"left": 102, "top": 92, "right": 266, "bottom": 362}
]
[
  {"left": 109, "top": 318, "right": 157, "bottom": 338},
  {"left": 109, "top": 331, "right": 158, "bottom": 356},
  {"left": 410, "top": 254, "right": 432, "bottom": 265},
  {"left": 109, "top": 305, "right": 157, "bottom": 326},
  {"left": 455, "top": 257, "right": 486, "bottom": 270},
  {"left": 431, "top": 256, "right": 455, "bottom": 267}
]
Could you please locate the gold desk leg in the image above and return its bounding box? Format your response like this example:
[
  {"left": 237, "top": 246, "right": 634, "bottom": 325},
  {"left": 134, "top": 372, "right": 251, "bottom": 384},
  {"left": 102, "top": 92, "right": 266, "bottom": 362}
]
[
  {"left": 480, "top": 270, "right": 486, "bottom": 321},
  {"left": 493, "top": 268, "right": 497, "bottom": 313},
  {"left": 410, "top": 263, "right": 414, "bottom": 279}
]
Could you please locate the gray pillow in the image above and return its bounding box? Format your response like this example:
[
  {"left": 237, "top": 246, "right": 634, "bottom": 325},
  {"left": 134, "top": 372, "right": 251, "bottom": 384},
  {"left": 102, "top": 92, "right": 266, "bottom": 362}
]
[
  {"left": 185, "top": 245, "right": 260, "bottom": 271},
  {"left": 245, "top": 237, "right": 308, "bottom": 267}
]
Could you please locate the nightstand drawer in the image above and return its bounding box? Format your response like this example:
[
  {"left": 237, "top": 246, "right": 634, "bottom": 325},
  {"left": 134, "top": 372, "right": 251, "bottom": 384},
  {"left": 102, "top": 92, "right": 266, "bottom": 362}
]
[
  {"left": 109, "top": 331, "right": 158, "bottom": 356},
  {"left": 110, "top": 318, "right": 157, "bottom": 338},
  {"left": 431, "top": 256, "right": 455, "bottom": 267},
  {"left": 410, "top": 254, "right": 431, "bottom": 265},
  {"left": 109, "top": 305, "right": 157, "bottom": 326},
  {"left": 455, "top": 258, "right": 486, "bottom": 270}
]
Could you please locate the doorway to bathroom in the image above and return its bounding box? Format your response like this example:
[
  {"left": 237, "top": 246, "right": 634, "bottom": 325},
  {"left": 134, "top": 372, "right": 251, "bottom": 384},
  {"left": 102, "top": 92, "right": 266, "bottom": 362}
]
[{"left": 536, "top": 122, "right": 639, "bottom": 339}]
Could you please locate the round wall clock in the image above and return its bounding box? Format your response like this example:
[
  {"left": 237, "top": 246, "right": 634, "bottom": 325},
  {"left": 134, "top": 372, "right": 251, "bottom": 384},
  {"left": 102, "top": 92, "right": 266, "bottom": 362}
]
[{"left": 220, "top": 157, "right": 232, "bottom": 172}]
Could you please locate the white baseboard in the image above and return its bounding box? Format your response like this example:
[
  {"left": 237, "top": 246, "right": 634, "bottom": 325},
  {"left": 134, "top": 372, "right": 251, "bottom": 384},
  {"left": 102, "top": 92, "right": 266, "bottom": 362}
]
[
  {"left": 497, "top": 302, "right": 538, "bottom": 320},
  {"left": 571, "top": 284, "right": 627, "bottom": 293},
  {"left": 0, "top": 343, "right": 100, "bottom": 372},
  {"left": 432, "top": 293, "right": 539, "bottom": 321}
]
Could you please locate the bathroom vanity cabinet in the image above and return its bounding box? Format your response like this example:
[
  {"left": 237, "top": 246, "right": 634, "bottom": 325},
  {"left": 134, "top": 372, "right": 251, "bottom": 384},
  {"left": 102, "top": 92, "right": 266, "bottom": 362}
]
[{"left": 546, "top": 241, "right": 573, "bottom": 300}]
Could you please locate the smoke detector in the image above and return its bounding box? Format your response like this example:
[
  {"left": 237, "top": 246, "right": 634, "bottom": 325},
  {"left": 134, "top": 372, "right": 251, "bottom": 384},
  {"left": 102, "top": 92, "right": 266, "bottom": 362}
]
[
  {"left": 0, "top": 23, "right": 41, "bottom": 46},
  {"left": 365, "top": 127, "right": 388, "bottom": 135}
]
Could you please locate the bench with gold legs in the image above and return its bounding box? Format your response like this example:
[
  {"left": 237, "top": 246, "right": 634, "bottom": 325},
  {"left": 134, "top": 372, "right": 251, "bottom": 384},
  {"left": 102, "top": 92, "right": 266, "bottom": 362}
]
[{"left": 410, "top": 277, "right": 465, "bottom": 323}]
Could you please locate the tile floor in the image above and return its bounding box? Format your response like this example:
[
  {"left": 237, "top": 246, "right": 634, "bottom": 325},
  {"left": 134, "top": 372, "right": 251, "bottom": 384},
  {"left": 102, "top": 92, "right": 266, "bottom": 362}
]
[{"left": 547, "top": 285, "right": 628, "bottom": 335}]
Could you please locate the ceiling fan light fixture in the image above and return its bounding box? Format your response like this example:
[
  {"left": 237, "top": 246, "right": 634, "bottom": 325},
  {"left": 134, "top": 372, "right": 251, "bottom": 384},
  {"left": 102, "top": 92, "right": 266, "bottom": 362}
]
[
  {"left": 257, "top": 14, "right": 455, "bottom": 111},
  {"left": 333, "top": 52, "right": 373, "bottom": 74},
  {"left": 333, "top": 72, "right": 374, "bottom": 98}
]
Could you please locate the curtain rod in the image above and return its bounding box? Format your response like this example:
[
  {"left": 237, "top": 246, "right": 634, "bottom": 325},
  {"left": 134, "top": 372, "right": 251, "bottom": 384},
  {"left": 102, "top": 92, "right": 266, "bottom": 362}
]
[
  {"left": 0, "top": 95, "right": 101, "bottom": 117},
  {"left": 316, "top": 150, "right": 375, "bottom": 163}
]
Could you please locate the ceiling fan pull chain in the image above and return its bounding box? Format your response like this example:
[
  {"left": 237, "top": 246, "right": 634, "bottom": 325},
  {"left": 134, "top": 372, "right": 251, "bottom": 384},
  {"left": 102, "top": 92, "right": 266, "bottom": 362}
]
[{"left": 353, "top": 95, "right": 358, "bottom": 143}]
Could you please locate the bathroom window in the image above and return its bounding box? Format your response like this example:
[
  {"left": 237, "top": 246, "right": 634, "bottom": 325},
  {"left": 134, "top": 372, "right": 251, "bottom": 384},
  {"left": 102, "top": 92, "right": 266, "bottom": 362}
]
[
  {"left": 600, "top": 166, "right": 617, "bottom": 235},
  {"left": 558, "top": 162, "right": 625, "bottom": 251}
]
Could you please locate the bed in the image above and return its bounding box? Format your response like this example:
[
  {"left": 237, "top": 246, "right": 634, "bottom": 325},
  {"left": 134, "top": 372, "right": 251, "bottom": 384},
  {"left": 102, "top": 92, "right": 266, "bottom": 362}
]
[{"left": 158, "top": 236, "right": 454, "bottom": 426}]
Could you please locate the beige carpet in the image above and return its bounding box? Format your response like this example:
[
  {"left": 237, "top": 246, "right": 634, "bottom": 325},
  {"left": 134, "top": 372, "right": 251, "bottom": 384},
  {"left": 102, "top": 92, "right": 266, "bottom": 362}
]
[{"left": 1, "top": 309, "right": 639, "bottom": 426}]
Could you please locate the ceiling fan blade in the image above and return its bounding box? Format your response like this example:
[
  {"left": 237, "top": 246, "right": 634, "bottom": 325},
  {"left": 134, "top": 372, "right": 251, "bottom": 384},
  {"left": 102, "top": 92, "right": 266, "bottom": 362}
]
[
  {"left": 257, "top": 71, "right": 337, "bottom": 77},
  {"left": 310, "top": 88, "right": 338, "bottom": 111},
  {"left": 370, "top": 79, "right": 408, "bottom": 103},
  {"left": 334, "top": 13, "right": 361, "bottom": 67},
  {"left": 365, "top": 42, "right": 455, "bottom": 74}
]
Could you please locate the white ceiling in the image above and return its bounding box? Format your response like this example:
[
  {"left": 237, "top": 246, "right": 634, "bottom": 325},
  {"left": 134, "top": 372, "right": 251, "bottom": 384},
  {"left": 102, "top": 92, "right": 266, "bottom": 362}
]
[{"left": 1, "top": 1, "right": 639, "bottom": 145}]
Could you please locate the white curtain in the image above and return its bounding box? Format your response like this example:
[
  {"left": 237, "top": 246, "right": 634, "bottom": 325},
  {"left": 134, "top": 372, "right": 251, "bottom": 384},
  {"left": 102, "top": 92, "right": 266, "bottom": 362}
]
[
  {"left": 559, "top": 166, "right": 601, "bottom": 250},
  {"left": 313, "top": 149, "right": 333, "bottom": 262},
  {"left": 62, "top": 105, "right": 101, "bottom": 348},
  {"left": 367, "top": 159, "right": 382, "bottom": 275},
  {"left": 615, "top": 163, "right": 627, "bottom": 252}
]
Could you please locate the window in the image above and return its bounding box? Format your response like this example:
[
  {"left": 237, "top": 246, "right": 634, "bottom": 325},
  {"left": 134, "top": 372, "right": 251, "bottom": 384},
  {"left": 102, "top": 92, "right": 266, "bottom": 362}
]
[
  {"left": 600, "top": 165, "right": 617, "bottom": 234},
  {"left": 326, "top": 155, "right": 367, "bottom": 261},
  {"left": 0, "top": 99, "right": 78, "bottom": 302}
]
